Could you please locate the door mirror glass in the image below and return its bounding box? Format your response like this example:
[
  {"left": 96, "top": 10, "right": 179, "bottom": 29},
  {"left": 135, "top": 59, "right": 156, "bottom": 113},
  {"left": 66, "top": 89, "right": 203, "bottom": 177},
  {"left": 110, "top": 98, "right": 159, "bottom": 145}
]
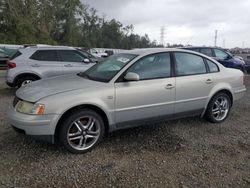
[
  {"left": 83, "top": 58, "right": 90, "bottom": 63},
  {"left": 124, "top": 72, "right": 140, "bottom": 81}
]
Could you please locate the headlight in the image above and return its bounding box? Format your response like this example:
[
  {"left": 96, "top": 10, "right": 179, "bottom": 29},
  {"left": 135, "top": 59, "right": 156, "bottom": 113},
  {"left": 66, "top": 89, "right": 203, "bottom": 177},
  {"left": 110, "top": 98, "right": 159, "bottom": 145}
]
[{"left": 15, "top": 100, "right": 45, "bottom": 115}]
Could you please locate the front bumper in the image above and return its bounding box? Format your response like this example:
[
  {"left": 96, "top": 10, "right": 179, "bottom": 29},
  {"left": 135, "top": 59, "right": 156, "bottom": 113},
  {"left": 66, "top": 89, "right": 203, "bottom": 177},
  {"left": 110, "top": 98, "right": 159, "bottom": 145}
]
[{"left": 7, "top": 104, "right": 59, "bottom": 143}]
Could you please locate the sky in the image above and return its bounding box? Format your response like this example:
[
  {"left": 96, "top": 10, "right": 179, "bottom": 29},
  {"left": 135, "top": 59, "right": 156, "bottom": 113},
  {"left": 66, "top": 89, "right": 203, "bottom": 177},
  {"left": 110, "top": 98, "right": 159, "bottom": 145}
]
[{"left": 82, "top": 0, "right": 250, "bottom": 48}]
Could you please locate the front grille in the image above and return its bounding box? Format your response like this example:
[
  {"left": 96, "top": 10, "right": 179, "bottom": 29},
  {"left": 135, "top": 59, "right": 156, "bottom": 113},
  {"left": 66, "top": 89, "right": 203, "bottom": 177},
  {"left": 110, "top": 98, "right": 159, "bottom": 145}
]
[{"left": 13, "top": 96, "right": 19, "bottom": 107}]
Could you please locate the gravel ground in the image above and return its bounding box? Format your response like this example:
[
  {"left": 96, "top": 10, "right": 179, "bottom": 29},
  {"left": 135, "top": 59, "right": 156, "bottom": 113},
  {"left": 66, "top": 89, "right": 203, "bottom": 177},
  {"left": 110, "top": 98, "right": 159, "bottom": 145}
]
[{"left": 0, "top": 70, "right": 250, "bottom": 188}]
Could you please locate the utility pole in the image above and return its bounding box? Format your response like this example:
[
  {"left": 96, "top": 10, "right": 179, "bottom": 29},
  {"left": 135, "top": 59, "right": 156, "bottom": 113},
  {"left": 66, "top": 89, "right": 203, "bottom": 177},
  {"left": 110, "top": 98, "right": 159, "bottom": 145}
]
[
  {"left": 160, "top": 26, "right": 165, "bottom": 47},
  {"left": 214, "top": 30, "right": 218, "bottom": 47},
  {"left": 242, "top": 41, "right": 245, "bottom": 48},
  {"left": 223, "top": 39, "right": 226, "bottom": 48}
]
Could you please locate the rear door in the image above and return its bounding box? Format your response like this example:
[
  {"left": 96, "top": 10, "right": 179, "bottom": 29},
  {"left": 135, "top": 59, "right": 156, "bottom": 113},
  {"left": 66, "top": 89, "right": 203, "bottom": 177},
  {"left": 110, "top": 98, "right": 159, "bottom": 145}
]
[
  {"left": 174, "top": 52, "right": 214, "bottom": 116},
  {"left": 58, "top": 50, "right": 94, "bottom": 74},
  {"left": 29, "top": 50, "right": 63, "bottom": 78}
]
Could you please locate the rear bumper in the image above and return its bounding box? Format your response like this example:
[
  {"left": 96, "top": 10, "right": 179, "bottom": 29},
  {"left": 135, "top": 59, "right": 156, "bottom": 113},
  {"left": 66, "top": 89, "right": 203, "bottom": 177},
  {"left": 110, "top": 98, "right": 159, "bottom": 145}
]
[
  {"left": 233, "top": 88, "right": 247, "bottom": 102},
  {"left": 7, "top": 105, "right": 59, "bottom": 143}
]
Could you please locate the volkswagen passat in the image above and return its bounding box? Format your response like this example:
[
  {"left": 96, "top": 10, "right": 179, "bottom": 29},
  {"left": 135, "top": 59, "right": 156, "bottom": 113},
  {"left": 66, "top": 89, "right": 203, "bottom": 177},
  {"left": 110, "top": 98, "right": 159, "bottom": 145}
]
[{"left": 7, "top": 49, "right": 246, "bottom": 153}]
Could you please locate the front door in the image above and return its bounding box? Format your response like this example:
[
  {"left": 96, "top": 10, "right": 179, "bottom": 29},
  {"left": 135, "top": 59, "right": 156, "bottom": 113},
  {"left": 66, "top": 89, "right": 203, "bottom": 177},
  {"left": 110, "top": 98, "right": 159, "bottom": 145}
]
[
  {"left": 58, "top": 50, "right": 94, "bottom": 74},
  {"left": 114, "top": 52, "right": 175, "bottom": 127}
]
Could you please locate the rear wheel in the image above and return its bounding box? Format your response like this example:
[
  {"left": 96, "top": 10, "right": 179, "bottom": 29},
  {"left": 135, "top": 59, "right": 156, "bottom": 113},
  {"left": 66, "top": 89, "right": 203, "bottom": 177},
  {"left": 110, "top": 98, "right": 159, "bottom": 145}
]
[
  {"left": 205, "top": 92, "right": 231, "bottom": 123},
  {"left": 59, "top": 109, "right": 105, "bottom": 154},
  {"left": 17, "top": 76, "right": 38, "bottom": 88}
]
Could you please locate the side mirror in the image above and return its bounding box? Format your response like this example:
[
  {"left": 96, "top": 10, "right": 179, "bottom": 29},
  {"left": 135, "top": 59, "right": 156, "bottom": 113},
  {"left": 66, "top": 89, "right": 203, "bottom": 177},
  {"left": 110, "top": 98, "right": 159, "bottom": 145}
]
[
  {"left": 124, "top": 72, "right": 139, "bottom": 81},
  {"left": 83, "top": 58, "right": 90, "bottom": 63}
]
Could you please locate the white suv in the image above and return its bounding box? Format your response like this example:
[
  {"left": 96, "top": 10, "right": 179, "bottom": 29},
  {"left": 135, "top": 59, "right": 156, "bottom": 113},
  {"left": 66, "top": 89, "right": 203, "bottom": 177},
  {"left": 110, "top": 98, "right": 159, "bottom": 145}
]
[{"left": 6, "top": 46, "right": 95, "bottom": 87}]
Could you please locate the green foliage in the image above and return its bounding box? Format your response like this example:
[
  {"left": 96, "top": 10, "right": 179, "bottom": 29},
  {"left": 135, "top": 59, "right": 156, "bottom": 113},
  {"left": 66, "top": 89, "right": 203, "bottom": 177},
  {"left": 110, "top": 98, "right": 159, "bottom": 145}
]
[{"left": 0, "top": 0, "right": 160, "bottom": 49}]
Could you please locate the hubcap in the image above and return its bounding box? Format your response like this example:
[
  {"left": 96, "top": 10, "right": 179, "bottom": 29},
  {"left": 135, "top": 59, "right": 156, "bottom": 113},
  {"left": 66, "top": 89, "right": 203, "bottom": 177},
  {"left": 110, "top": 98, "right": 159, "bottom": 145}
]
[
  {"left": 21, "top": 80, "right": 32, "bottom": 86},
  {"left": 67, "top": 116, "right": 100, "bottom": 151},
  {"left": 212, "top": 96, "right": 229, "bottom": 121}
]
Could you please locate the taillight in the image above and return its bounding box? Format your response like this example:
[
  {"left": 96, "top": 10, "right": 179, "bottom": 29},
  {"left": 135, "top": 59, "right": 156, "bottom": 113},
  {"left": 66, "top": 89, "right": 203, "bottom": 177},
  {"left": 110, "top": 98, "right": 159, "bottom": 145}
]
[{"left": 7, "top": 60, "right": 16, "bottom": 69}]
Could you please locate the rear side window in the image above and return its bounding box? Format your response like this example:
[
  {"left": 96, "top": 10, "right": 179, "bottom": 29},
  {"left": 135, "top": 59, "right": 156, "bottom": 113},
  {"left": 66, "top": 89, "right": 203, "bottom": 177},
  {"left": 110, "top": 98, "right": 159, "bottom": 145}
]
[
  {"left": 175, "top": 52, "right": 207, "bottom": 76},
  {"left": 10, "top": 50, "right": 22, "bottom": 60},
  {"left": 200, "top": 48, "right": 213, "bottom": 57},
  {"left": 127, "top": 53, "right": 171, "bottom": 80},
  {"left": 207, "top": 59, "right": 219, "bottom": 72},
  {"left": 30, "top": 50, "right": 58, "bottom": 61},
  {"left": 58, "top": 50, "right": 85, "bottom": 62}
]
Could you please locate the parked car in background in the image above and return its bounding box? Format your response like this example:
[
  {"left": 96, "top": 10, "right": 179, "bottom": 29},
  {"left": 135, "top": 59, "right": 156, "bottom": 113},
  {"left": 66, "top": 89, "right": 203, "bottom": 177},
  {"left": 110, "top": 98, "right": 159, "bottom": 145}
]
[
  {"left": 89, "top": 48, "right": 108, "bottom": 58},
  {"left": 104, "top": 50, "right": 114, "bottom": 57},
  {"left": 8, "top": 48, "right": 246, "bottom": 153},
  {"left": 76, "top": 48, "right": 104, "bottom": 63},
  {"left": 6, "top": 46, "right": 95, "bottom": 88},
  {"left": 182, "top": 47, "right": 246, "bottom": 73},
  {"left": 0, "top": 49, "right": 9, "bottom": 69}
]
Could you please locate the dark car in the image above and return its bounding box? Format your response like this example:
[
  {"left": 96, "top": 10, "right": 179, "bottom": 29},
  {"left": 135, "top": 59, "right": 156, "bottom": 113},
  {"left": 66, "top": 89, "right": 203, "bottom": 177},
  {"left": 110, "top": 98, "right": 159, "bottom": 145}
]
[{"left": 182, "top": 47, "right": 247, "bottom": 73}]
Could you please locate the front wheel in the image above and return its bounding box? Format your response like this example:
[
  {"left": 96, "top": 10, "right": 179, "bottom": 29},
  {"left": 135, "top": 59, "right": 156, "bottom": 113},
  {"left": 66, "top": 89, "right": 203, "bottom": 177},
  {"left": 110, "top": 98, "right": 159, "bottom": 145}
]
[
  {"left": 205, "top": 93, "right": 231, "bottom": 123},
  {"left": 59, "top": 109, "right": 105, "bottom": 154}
]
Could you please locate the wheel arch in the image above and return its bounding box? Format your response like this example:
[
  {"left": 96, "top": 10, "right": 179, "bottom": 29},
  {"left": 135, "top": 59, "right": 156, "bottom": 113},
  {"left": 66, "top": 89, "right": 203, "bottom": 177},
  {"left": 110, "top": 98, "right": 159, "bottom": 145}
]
[
  {"left": 54, "top": 104, "right": 110, "bottom": 140},
  {"left": 201, "top": 88, "right": 233, "bottom": 117},
  {"left": 14, "top": 72, "right": 41, "bottom": 86}
]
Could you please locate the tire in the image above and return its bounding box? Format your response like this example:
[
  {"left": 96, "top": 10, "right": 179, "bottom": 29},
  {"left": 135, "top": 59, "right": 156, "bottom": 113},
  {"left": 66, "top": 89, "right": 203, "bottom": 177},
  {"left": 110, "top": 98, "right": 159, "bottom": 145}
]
[
  {"left": 59, "top": 108, "right": 105, "bottom": 154},
  {"left": 17, "top": 76, "right": 37, "bottom": 88},
  {"left": 204, "top": 92, "right": 232, "bottom": 123}
]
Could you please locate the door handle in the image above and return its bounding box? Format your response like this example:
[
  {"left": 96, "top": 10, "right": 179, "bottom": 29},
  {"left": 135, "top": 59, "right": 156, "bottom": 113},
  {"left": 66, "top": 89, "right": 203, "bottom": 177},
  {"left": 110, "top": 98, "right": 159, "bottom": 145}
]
[
  {"left": 64, "top": 64, "right": 73, "bottom": 67},
  {"left": 205, "top": 79, "right": 213, "bottom": 84},
  {"left": 165, "top": 84, "right": 175, "bottom": 89},
  {"left": 31, "top": 64, "right": 40, "bottom": 67}
]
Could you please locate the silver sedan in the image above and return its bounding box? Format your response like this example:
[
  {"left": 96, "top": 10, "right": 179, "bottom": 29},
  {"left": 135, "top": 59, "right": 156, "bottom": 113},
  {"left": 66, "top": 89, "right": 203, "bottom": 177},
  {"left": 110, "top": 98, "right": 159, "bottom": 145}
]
[{"left": 7, "top": 48, "right": 246, "bottom": 153}]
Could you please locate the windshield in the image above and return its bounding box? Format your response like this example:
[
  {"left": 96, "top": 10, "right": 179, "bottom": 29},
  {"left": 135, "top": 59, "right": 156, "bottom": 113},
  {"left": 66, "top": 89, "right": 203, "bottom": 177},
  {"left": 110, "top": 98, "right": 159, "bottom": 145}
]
[{"left": 79, "top": 53, "right": 137, "bottom": 82}]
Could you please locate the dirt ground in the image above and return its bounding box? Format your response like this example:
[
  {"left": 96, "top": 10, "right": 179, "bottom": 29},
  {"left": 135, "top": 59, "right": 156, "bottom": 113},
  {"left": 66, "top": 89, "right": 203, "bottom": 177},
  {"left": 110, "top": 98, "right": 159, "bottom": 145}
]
[{"left": 0, "top": 70, "right": 250, "bottom": 188}]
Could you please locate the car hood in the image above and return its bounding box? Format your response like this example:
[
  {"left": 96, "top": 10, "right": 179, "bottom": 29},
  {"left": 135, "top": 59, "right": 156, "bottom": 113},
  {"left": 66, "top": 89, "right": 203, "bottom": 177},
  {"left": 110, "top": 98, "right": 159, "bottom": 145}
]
[{"left": 16, "top": 74, "right": 103, "bottom": 102}]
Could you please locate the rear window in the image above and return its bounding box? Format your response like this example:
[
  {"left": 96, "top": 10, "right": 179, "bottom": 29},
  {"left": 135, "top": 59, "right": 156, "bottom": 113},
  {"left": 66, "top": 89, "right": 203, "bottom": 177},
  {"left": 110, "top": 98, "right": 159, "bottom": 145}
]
[
  {"left": 30, "top": 50, "right": 58, "bottom": 61},
  {"left": 10, "top": 50, "right": 22, "bottom": 60}
]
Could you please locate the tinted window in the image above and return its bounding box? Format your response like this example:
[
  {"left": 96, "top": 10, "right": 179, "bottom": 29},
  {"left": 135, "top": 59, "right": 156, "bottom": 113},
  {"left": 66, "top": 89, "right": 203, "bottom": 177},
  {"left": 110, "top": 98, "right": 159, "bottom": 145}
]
[
  {"left": 59, "top": 50, "right": 85, "bottom": 62},
  {"left": 207, "top": 59, "right": 219, "bottom": 72},
  {"left": 214, "top": 49, "right": 228, "bottom": 59},
  {"left": 200, "top": 48, "right": 213, "bottom": 57},
  {"left": 30, "top": 50, "right": 58, "bottom": 61},
  {"left": 127, "top": 53, "right": 171, "bottom": 80},
  {"left": 175, "top": 52, "right": 206, "bottom": 76}
]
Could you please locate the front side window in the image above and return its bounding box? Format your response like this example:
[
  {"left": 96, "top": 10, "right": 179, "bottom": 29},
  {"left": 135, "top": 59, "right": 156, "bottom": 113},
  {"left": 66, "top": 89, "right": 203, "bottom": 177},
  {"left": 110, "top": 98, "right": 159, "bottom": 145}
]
[
  {"left": 214, "top": 49, "right": 228, "bottom": 59},
  {"left": 175, "top": 52, "right": 207, "bottom": 76},
  {"left": 80, "top": 53, "right": 137, "bottom": 82},
  {"left": 30, "top": 50, "right": 58, "bottom": 61},
  {"left": 207, "top": 59, "right": 219, "bottom": 72},
  {"left": 59, "top": 50, "right": 85, "bottom": 62},
  {"left": 200, "top": 48, "right": 213, "bottom": 57},
  {"left": 127, "top": 53, "right": 171, "bottom": 80}
]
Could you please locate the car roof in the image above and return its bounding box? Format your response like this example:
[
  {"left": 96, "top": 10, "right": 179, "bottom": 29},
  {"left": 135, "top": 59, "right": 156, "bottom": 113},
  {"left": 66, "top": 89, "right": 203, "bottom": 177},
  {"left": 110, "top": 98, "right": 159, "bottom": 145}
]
[
  {"left": 19, "top": 46, "right": 76, "bottom": 53},
  {"left": 123, "top": 48, "right": 200, "bottom": 56}
]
